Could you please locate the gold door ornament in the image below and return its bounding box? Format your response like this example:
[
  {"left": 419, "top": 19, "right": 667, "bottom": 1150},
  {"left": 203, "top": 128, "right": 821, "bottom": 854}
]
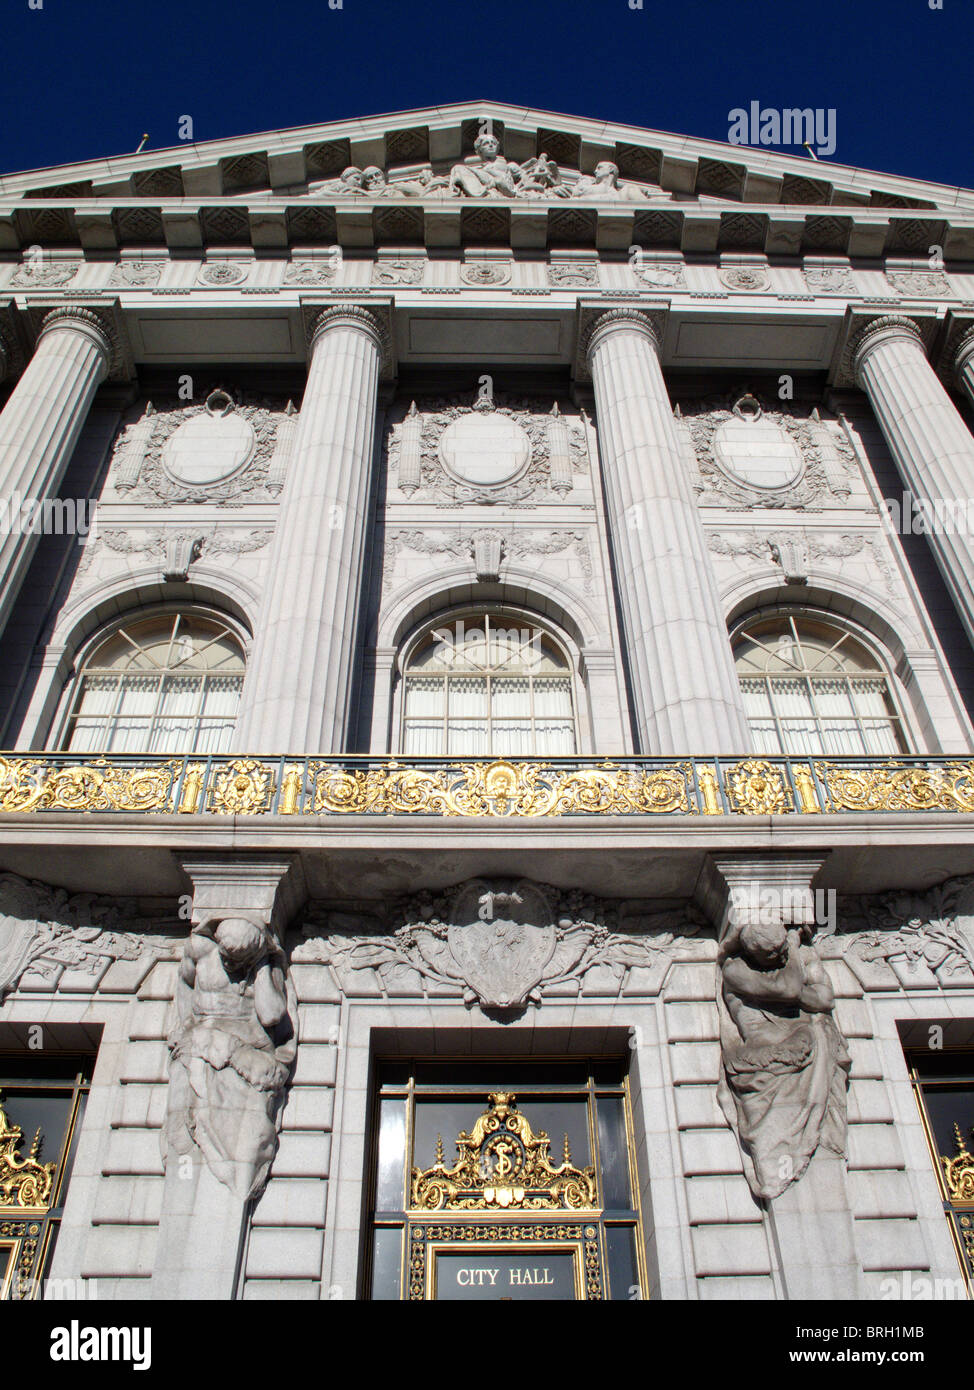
[
  {"left": 0, "top": 1093, "right": 54, "bottom": 1212},
  {"left": 410, "top": 1093, "right": 597, "bottom": 1212}
]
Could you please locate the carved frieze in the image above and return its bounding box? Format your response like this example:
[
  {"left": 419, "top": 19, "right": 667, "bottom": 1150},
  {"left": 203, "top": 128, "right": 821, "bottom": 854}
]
[
  {"left": 0, "top": 871, "right": 175, "bottom": 1001},
  {"left": 386, "top": 396, "right": 590, "bottom": 507},
  {"left": 295, "top": 878, "right": 704, "bottom": 1011},
  {"left": 632, "top": 258, "right": 686, "bottom": 290},
  {"left": 547, "top": 263, "right": 599, "bottom": 288},
  {"left": 683, "top": 395, "right": 857, "bottom": 509},
  {"left": 460, "top": 261, "right": 512, "bottom": 286}
]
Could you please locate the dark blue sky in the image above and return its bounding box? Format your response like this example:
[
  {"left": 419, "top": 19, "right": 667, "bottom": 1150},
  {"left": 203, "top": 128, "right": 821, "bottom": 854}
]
[{"left": 3, "top": 0, "right": 969, "bottom": 188}]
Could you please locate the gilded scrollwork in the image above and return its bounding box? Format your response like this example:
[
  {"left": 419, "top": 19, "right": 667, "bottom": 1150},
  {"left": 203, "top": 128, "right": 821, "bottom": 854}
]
[
  {"left": 410, "top": 1093, "right": 598, "bottom": 1212},
  {"left": 0, "top": 754, "right": 181, "bottom": 814},
  {"left": 942, "top": 1125, "right": 974, "bottom": 1203},
  {"left": 0, "top": 1093, "right": 55, "bottom": 1210},
  {"left": 309, "top": 758, "right": 692, "bottom": 819},
  {"left": 724, "top": 759, "right": 794, "bottom": 815},
  {"left": 815, "top": 760, "right": 974, "bottom": 813},
  {"left": 207, "top": 759, "right": 275, "bottom": 815}
]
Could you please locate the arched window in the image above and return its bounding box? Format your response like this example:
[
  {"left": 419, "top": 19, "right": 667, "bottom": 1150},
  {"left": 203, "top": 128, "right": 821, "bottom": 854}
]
[
  {"left": 732, "top": 613, "right": 908, "bottom": 756},
  {"left": 401, "top": 612, "right": 577, "bottom": 756},
  {"left": 64, "top": 613, "right": 245, "bottom": 754}
]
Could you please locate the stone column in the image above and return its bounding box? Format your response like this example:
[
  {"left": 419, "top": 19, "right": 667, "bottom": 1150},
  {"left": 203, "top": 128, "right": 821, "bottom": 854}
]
[
  {"left": 854, "top": 315, "right": 974, "bottom": 648},
  {"left": 586, "top": 308, "right": 751, "bottom": 754},
  {"left": 233, "top": 306, "right": 385, "bottom": 754},
  {"left": 0, "top": 307, "right": 112, "bottom": 639},
  {"left": 713, "top": 854, "right": 862, "bottom": 1301},
  {"left": 151, "top": 856, "right": 304, "bottom": 1301}
]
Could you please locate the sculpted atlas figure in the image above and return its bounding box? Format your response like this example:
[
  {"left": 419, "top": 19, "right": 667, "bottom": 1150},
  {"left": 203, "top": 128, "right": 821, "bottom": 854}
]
[
  {"left": 717, "top": 917, "right": 850, "bottom": 1199},
  {"left": 165, "top": 915, "right": 297, "bottom": 1200}
]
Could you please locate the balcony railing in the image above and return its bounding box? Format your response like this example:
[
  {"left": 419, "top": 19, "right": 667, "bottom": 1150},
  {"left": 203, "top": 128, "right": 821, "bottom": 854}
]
[{"left": 0, "top": 752, "right": 972, "bottom": 818}]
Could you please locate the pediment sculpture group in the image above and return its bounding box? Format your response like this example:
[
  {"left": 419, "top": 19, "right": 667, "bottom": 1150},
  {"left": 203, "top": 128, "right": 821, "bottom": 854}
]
[{"left": 309, "top": 131, "right": 665, "bottom": 202}]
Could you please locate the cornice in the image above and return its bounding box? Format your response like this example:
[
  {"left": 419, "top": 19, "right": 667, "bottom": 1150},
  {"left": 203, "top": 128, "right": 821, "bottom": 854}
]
[{"left": 2, "top": 100, "right": 972, "bottom": 216}]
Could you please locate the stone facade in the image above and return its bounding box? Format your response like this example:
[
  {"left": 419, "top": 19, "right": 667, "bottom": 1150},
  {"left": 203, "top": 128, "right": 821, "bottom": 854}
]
[{"left": 1, "top": 102, "right": 974, "bottom": 1302}]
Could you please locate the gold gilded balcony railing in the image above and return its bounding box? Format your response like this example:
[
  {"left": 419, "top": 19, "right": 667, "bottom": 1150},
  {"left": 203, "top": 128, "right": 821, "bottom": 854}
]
[{"left": 0, "top": 752, "right": 972, "bottom": 817}]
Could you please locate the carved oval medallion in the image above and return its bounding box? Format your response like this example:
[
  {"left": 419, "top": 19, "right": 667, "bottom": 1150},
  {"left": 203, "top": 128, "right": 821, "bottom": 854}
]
[
  {"left": 438, "top": 412, "right": 532, "bottom": 488},
  {"left": 712, "top": 399, "right": 803, "bottom": 491},
  {"left": 162, "top": 392, "right": 255, "bottom": 485}
]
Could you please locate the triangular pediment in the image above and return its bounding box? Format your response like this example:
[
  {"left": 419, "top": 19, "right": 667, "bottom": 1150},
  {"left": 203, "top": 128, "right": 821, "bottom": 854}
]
[{"left": 0, "top": 101, "right": 969, "bottom": 215}]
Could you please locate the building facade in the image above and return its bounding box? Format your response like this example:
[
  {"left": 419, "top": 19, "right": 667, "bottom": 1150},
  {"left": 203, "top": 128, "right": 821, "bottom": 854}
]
[{"left": 0, "top": 102, "right": 974, "bottom": 1300}]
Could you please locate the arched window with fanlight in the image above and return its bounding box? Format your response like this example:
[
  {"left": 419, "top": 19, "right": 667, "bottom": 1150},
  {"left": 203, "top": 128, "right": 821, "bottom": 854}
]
[
  {"left": 732, "top": 613, "right": 908, "bottom": 756},
  {"left": 401, "top": 612, "right": 578, "bottom": 756},
  {"left": 62, "top": 612, "right": 245, "bottom": 754}
]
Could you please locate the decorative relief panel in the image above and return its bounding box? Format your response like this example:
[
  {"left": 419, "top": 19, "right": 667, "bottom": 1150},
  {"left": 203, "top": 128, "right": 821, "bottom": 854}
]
[
  {"left": 197, "top": 261, "right": 250, "bottom": 287},
  {"left": 382, "top": 528, "right": 594, "bottom": 593},
  {"left": 708, "top": 528, "right": 896, "bottom": 593},
  {"left": 110, "top": 388, "right": 288, "bottom": 505},
  {"left": 459, "top": 261, "right": 512, "bottom": 286},
  {"left": 386, "top": 397, "right": 590, "bottom": 507},
  {"left": 0, "top": 871, "right": 175, "bottom": 1001},
  {"left": 547, "top": 263, "right": 599, "bottom": 288},
  {"left": 828, "top": 876, "right": 974, "bottom": 990},
  {"left": 295, "top": 877, "right": 705, "bottom": 1012},
  {"left": 632, "top": 258, "right": 686, "bottom": 290},
  {"left": 9, "top": 261, "right": 81, "bottom": 288},
  {"left": 80, "top": 526, "right": 274, "bottom": 579},
  {"left": 718, "top": 265, "right": 771, "bottom": 292},
  {"left": 109, "top": 261, "right": 165, "bottom": 287},
  {"left": 683, "top": 394, "right": 856, "bottom": 510},
  {"left": 371, "top": 258, "right": 425, "bottom": 286},
  {"left": 803, "top": 265, "right": 856, "bottom": 295},
  {"left": 283, "top": 261, "right": 337, "bottom": 286},
  {"left": 885, "top": 269, "right": 952, "bottom": 298}
]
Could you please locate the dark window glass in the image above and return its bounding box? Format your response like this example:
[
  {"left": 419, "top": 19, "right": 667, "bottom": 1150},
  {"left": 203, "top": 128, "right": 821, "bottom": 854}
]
[
  {"left": 597, "top": 1096, "right": 632, "bottom": 1210},
  {"left": 370, "top": 1227, "right": 403, "bottom": 1301},
  {"left": 605, "top": 1224, "right": 640, "bottom": 1301}
]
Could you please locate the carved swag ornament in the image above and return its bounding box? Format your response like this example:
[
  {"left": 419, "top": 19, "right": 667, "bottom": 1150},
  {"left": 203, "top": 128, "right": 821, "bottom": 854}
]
[{"left": 296, "top": 877, "right": 703, "bottom": 1012}]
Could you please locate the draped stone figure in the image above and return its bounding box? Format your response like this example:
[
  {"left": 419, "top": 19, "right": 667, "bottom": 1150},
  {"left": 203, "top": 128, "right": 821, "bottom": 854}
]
[
  {"left": 165, "top": 915, "right": 297, "bottom": 1200},
  {"left": 717, "top": 918, "right": 850, "bottom": 1199}
]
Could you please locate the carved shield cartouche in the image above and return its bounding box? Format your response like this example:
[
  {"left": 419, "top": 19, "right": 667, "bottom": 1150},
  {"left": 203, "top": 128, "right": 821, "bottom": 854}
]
[{"left": 446, "top": 879, "right": 556, "bottom": 1008}]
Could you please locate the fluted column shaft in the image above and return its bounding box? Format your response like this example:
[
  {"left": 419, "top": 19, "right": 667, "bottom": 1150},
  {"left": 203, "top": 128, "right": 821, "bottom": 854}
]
[
  {"left": 234, "top": 307, "right": 383, "bottom": 754},
  {"left": 0, "top": 308, "right": 111, "bottom": 638},
  {"left": 855, "top": 317, "right": 974, "bottom": 648},
  {"left": 587, "top": 309, "right": 751, "bottom": 754}
]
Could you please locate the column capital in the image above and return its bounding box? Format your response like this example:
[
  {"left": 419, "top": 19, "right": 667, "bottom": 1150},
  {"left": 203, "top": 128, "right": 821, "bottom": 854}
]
[
  {"left": 582, "top": 304, "right": 665, "bottom": 363},
  {"left": 303, "top": 301, "right": 393, "bottom": 374},
  {"left": 849, "top": 313, "right": 926, "bottom": 385},
  {"left": 30, "top": 302, "right": 128, "bottom": 379},
  {"left": 952, "top": 324, "right": 974, "bottom": 377}
]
